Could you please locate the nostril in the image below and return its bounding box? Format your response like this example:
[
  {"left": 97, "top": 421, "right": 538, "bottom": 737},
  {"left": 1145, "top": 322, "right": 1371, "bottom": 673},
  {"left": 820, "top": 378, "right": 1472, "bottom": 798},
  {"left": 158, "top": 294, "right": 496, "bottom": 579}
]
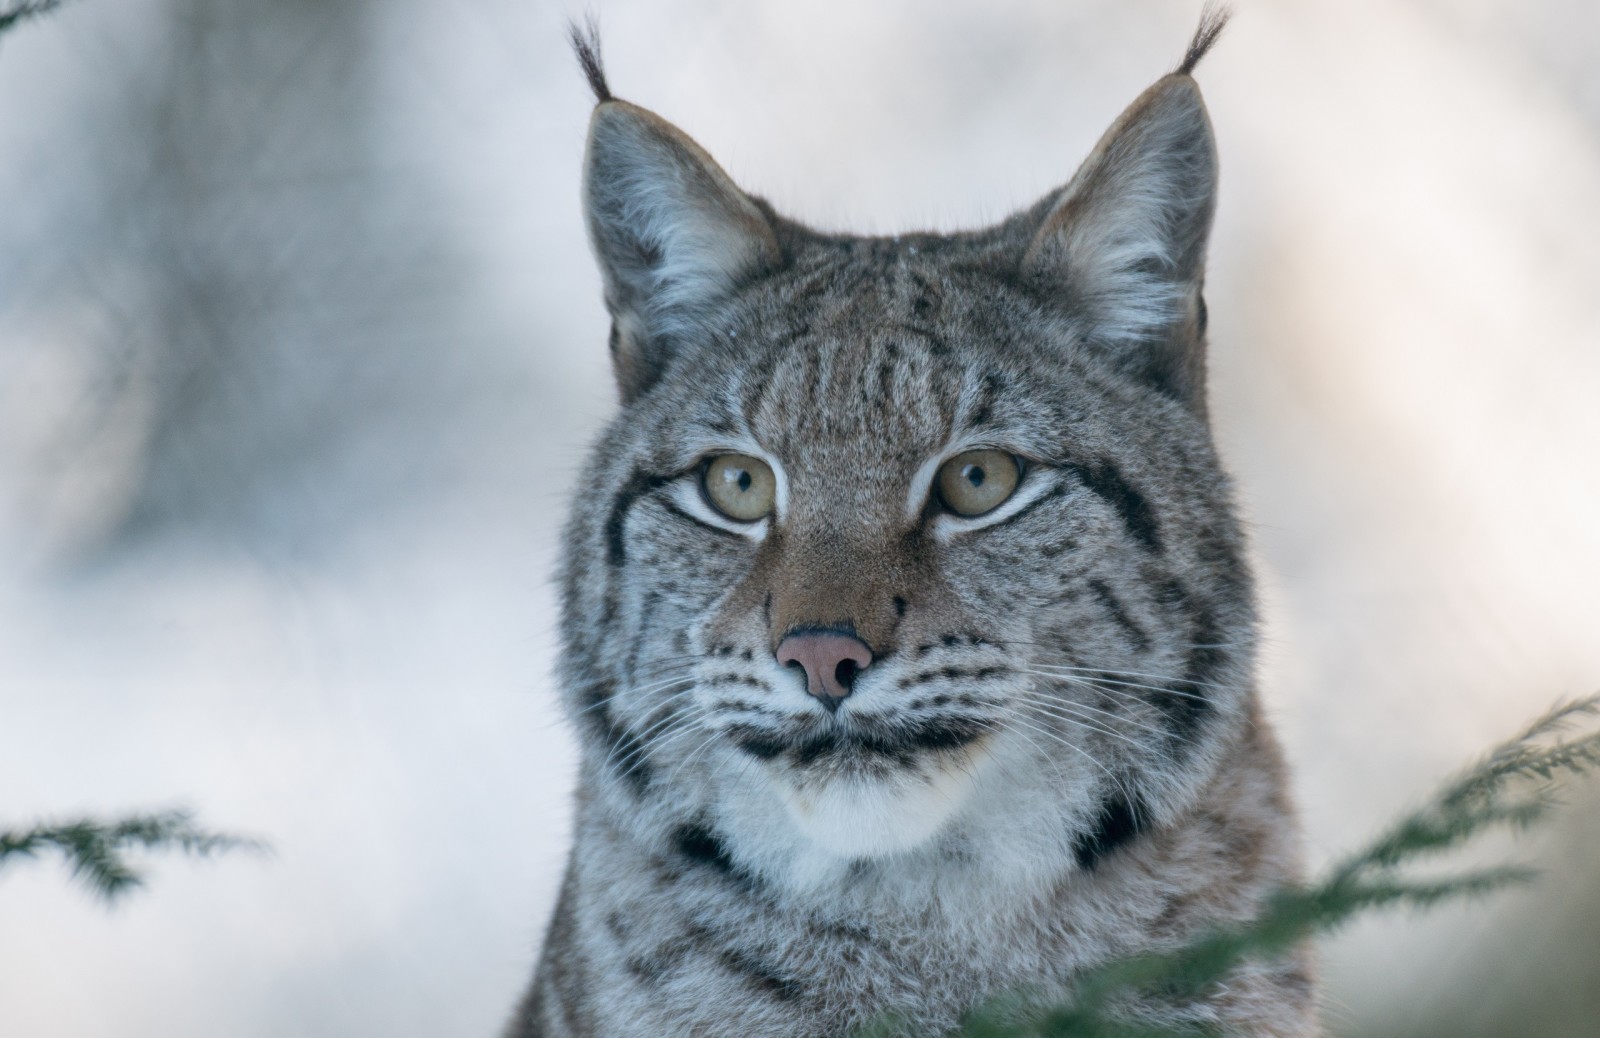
[{"left": 774, "top": 629, "right": 874, "bottom": 707}]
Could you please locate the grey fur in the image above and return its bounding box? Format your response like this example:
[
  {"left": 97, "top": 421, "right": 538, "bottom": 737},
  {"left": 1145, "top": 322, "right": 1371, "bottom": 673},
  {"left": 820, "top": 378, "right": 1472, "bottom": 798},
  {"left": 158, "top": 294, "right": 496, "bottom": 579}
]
[{"left": 510, "top": 12, "right": 1319, "bottom": 1036}]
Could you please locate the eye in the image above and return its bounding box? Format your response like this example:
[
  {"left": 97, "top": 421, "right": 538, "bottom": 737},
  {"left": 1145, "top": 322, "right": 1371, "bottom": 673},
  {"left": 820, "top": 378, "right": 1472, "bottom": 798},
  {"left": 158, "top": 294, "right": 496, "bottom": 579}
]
[
  {"left": 701, "top": 454, "right": 777, "bottom": 522},
  {"left": 935, "top": 449, "right": 1021, "bottom": 517}
]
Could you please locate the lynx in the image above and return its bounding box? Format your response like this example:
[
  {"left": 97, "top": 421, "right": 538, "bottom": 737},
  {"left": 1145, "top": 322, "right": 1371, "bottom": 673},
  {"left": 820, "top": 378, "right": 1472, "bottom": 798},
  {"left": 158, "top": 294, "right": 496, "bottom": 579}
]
[{"left": 510, "top": 11, "right": 1318, "bottom": 1036}]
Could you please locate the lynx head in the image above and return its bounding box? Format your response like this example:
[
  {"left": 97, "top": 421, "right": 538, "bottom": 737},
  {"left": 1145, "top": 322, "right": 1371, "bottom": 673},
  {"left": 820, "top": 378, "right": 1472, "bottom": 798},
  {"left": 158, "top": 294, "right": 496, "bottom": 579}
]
[{"left": 558, "top": 15, "right": 1254, "bottom": 882}]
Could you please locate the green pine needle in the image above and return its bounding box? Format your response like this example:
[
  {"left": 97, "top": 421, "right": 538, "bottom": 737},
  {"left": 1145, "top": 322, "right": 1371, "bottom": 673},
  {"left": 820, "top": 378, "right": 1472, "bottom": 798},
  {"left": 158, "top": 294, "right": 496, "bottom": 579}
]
[
  {"left": 863, "top": 693, "right": 1600, "bottom": 1038},
  {"left": 0, "top": 808, "right": 265, "bottom": 903}
]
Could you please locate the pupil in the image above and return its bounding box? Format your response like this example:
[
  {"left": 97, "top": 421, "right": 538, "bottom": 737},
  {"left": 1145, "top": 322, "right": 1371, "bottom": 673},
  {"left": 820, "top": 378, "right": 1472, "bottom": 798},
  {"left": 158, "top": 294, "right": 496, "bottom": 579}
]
[
  {"left": 963, "top": 464, "right": 985, "bottom": 488},
  {"left": 736, "top": 470, "right": 752, "bottom": 492}
]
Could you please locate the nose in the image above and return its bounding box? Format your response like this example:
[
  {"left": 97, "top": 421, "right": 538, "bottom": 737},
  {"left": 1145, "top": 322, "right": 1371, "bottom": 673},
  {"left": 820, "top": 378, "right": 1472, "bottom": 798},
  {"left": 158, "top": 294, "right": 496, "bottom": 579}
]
[{"left": 775, "top": 629, "right": 874, "bottom": 713}]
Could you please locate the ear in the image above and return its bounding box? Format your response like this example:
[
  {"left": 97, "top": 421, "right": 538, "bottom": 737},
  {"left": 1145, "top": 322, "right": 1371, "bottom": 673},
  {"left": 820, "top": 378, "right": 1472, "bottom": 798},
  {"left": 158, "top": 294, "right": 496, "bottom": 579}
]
[
  {"left": 583, "top": 101, "right": 782, "bottom": 403},
  {"left": 1021, "top": 75, "right": 1218, "bottom": 410}
]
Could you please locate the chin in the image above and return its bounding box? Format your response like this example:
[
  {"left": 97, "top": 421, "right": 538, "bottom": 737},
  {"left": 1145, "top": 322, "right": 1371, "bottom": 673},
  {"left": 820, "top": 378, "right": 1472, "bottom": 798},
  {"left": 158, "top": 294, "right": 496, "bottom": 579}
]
[{"left": 769, "top": 741, "right": 991, "bottom": 858}]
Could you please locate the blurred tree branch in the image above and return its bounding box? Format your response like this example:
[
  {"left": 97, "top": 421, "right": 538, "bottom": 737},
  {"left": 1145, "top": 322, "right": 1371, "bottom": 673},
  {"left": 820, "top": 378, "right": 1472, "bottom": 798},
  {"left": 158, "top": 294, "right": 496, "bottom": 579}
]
[
  {"left": 0, "top": 809, "right": 265, "bottom": 904},
  {"left": 862, "top": 694, "right": 1600, "bottom": 1037},
  {"left": 0, "top": 1, "right": 68, "bottom": 36}
]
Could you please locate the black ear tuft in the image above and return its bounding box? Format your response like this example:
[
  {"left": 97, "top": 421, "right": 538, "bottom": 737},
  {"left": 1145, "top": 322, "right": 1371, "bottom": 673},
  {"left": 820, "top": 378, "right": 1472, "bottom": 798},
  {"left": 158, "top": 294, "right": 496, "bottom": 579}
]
[
  {"left": 1176, "top": 3, "right": 1231, "bottom": 76},
  {"left": 568, "top": 15, "right": 613, "bottom": 103}
]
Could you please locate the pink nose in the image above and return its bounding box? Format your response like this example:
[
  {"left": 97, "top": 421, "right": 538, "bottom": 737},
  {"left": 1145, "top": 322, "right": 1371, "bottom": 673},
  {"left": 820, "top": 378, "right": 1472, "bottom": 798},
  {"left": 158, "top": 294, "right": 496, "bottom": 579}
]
[{"left": 775, "top": 630, "right": 874, "bottom": 712}]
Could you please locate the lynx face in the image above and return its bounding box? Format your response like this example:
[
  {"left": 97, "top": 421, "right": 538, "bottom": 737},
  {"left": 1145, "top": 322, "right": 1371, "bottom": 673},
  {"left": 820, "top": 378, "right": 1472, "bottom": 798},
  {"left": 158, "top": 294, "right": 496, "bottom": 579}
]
[
  {"left": 560, "top": 39, "right": 1253, "bottom": 876},
  {"left": 515, "top": 19, "right": 1320, "bottom": 1037}
]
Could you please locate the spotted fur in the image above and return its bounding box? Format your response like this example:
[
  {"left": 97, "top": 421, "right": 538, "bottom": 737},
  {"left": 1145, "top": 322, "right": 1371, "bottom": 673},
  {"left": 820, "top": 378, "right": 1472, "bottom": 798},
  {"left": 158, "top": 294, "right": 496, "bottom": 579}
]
[{"left": 510, "top": 9, "right": 1319, "bottom": 1036}]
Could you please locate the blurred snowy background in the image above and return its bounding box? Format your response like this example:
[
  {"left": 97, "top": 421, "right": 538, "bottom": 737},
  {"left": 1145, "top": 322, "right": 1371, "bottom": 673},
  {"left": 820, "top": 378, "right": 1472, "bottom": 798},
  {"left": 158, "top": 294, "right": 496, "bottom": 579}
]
[{"left": 0, "top": 1, "right": 1596, "bottom": 1034}]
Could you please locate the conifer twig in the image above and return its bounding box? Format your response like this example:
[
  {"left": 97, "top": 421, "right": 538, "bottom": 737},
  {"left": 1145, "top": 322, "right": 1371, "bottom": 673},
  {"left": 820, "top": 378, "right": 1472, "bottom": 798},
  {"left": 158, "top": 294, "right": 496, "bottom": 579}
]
[
  {"left": 0, "top": 1, "right": 67, "bottom": 37},
  {"left": 0, "top": 808, "right": 265, "bottom": 903},
  {"left": 935, "top": 693, "right": 1600, "bottom": 1037}
]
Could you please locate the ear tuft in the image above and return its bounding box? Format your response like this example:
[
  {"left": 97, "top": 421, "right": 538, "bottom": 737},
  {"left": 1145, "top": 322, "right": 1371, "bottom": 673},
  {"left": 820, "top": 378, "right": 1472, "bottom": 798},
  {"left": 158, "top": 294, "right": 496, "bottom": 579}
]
[
  {"left": 568, "top": 16, "right": 613, "bottom": 104},
  {"left": 1176, "top": 3, "right": 1232, "bottom": 77}
]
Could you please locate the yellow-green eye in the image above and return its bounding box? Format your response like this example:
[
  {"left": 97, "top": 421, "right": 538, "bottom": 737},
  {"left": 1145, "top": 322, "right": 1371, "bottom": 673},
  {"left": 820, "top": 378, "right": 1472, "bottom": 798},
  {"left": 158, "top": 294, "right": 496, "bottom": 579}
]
[
  {"left": 702, "top": 454, "right": 776, "bottom": 522},
  {"left": 935, "top": 449, "right": 1021, "bottom": 517}
]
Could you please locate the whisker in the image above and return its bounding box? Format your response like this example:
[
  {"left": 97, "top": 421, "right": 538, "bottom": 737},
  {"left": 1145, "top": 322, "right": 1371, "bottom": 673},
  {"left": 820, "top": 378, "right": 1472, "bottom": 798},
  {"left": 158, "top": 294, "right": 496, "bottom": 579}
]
[
  {"left": 571, "top": 676, "right": 696, "bottom": 718},
  {"left": 1000, "top": 712, "right": 1127, "bottom": 795},
  {"left": 1009, "top": 691, "right": 1150, "bottom": 749},
  {"left": 602, "top": 708, "right": 700, "bottom": 775},
  {"left": 625, "top": 655, "right": 709, "bottom": 680},
  {"left": 1070, "top": 681, "right": 1192, "bottom": 715},
  {"left": 1022, "top": 671, "right": 1258, "bottom": 734},
  {"left": 611, "top": 717, "right": 709, "bottom": 783},
  {"left": 998, "top": 638, "right": 1248, "bottom": 655},
  {"left": 630, "top": 700, "right": 702, "bottom": 744},
  {"left": 974, "top": 722, "right": 1061, "bottom": 790},
  {"left": 1026, "top": 657, "right": 1240, "bottom": 688},
  {"left": 1011, "top": 683, "right": 1172, "bottom": 741},
  {"left": 1027, "top": 667, "right": 1218, "bottom": 701},
  {"left": 663, "top": 727, "right": 730, "bottom": 788}
]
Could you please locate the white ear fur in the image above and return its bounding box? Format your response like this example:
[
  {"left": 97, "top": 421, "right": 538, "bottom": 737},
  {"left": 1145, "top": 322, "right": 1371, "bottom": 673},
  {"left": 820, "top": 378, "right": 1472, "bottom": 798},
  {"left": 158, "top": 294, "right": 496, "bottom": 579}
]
[
  {"left": 1023, "top": 76, "right": 1217, "bottom": 353},
  {"left": 583, "top": 102, "right": 780, "bottom": 401}
]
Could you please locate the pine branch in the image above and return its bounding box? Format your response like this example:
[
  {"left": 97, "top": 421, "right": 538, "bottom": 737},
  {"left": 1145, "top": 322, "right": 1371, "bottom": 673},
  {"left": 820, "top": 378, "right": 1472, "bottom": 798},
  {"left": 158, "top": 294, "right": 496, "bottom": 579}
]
[
  {"left": 0, "top": 0, "right": 67, "bottom": 37},
  {"left": 0, "top": 808, "right": 265, "bottom": 903},
  {"left": 914, "top": 693, "right": 1600, "bottom": 1038}
]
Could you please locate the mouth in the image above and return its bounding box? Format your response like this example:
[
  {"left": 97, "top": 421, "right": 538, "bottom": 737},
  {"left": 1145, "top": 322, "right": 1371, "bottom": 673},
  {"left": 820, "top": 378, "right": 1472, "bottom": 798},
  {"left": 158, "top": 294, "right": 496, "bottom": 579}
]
[
  {"left": 729, "top": 714, "right": 999, "bottom": 858},
  {"left": 728, "top": 714, "right": 993, "bottom": 771}
]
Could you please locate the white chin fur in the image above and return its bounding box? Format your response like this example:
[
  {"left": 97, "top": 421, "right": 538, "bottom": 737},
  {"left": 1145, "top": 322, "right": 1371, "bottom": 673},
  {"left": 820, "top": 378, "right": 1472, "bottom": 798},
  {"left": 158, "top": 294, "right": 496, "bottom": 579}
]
[{"left": 772, "top": 754, "right": 985, "bottom": 858}]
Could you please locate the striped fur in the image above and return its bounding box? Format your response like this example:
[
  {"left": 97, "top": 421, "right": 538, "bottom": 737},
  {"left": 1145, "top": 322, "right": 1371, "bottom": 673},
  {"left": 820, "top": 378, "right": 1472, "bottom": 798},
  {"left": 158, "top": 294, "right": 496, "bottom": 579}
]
[{"left": 510, "top": 11, "right": 1319, "bottom": 1036}]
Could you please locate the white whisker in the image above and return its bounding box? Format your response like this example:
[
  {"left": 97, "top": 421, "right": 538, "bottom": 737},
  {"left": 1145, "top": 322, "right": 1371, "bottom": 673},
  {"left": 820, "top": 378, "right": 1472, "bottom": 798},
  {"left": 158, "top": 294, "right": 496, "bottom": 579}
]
[
  {"left": 662, "top": 727, "right": 730, "bottom": 788},
  {"left": 1001, "top": 712, "right": 1128, "bottom": 798},
  {"left": 603, "top": 711, "right": 702, "bottom": 777},
  {"left": 1010, "top": 691, "right": 1150, "bottom": 748},
  {"left": 1011, "top": 683, "right": 1171, "bottom": 741},
  {"left": 1027, "top": 666, "right": 1218, "bottom": 701},
  {"left": 572, "top": 676, "right": 696, "bottom": 719}
]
